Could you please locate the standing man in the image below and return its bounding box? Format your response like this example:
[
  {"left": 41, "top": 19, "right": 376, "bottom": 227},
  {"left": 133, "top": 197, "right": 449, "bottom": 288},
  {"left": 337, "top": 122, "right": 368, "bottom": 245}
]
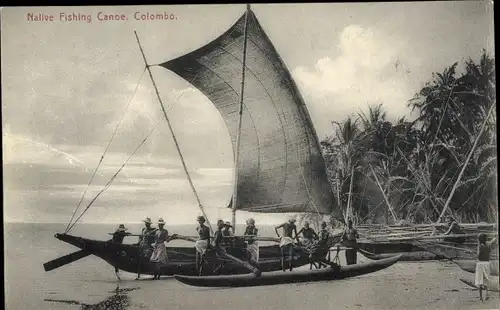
[
  {"left": 111, "top": 224, "right": 131, "bottom": 280},
  {"left": 275, "top": 218, "right": 299, "bottom": 271},
  {"left": 149, "top": 218, "right": 171, "bottom": 280},
  {"left": 475, "top": 233, "right": 498, "bottom": 302},
  {"left": 195, "top": 216, "right": 210, "bottom": 274},
  {"left": 244, "top": 218, "right": 259, "bottom": 266},
  {"left": 341, "top": 220, "right": 359, "bottom": 265},
  {"left": 136, "top": 217, "right": 156, "bottom": 280}
]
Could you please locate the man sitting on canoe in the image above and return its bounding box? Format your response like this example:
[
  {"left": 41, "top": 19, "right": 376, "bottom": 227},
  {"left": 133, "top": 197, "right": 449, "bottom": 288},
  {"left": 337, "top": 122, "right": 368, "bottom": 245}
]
[
  {"left": 244, "top": 218, "right": 259, "bottom": 266},
  {"left": 307, "top": 222, "right": 333, "bottom": 269},
  {"left": 195, "top": 216, "right": 211, "bottom": 273},
  {"left": 341, "top": 220, "right": 359, "bottom": 265},
  {"left": 297, "top": 221, "right": 318, "bottom": 247},
  {"left": 275, "top": 218, "right": 299, "bottom": 271},
  {"left": 136, "top": 217, "right": 156, "bottom": 280}
]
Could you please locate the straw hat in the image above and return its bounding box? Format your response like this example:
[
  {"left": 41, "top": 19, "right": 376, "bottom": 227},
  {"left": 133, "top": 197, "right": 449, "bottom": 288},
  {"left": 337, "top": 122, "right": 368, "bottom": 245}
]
[
  {"left": 143, "top": 217, "right": 152, "bottom": 224},
  {"left": 246, "top": 218, "right": 255, "bottom": 225},
  {"left": 117, "top": 224, "right": 128, "bottom": 232},
  {"left": 224, "top": 221, "right": 233, "bottom": 227},
  {"left": 158, "top": 218, "right": 166, "bottom": 225}
]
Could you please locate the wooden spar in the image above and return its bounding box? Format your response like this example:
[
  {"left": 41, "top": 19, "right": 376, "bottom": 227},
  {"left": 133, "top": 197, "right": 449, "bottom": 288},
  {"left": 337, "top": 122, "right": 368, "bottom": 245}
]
[
  {"left": 346, "top": 166, "right": 355, "bottom": 221},
  {"left": 432, "top": 102, "right": 497, "bottom": 234},
  {"left": 371, "top": 232, "right": 497, "bottom": 242},
  {"left": 369, "top": 165, "right": 399, "bottom": 223},
  {"left": 232, "top": 4, "right": 251, "bottom": 233},
  {"left": 43, "top": 250, "right": 91, "bottom": 272},
  {"left": 133, "top": 31, "right": 214, "bottom": 236}
]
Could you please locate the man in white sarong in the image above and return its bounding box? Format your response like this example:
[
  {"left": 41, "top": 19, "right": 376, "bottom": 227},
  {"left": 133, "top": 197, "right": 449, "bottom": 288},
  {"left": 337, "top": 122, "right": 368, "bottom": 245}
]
[
  {"left": 150, "top": 218, "right": 171, "bottom": 280},
  {"left": 244, "top": 218, "right": 259, "bottom": 265},
  {"left": 275, "top": 218, "right": 299, "bottom": 271},
  {"left": 475, "top": 233, "right": 497, "bottom": 301},
  {"left": 195, "top": 216, "right": 210, "bottom": 273}
]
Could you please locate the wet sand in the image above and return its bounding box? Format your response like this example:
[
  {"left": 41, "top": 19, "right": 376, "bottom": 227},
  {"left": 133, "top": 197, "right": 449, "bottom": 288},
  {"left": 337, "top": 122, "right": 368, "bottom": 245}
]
[{"left": 121, "top": 257, "right": 500, "bottom": 310}]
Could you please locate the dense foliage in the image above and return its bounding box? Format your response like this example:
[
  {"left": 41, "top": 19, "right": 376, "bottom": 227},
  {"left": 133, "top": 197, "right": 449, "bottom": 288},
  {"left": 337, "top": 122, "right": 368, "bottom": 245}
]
[{"left": 319, "top": 51, "right": 496, "bottom": 226}]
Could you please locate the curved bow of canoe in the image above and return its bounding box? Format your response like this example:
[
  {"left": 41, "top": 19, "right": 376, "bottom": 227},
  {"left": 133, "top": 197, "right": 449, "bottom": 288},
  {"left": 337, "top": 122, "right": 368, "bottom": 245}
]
[{"left": 173, "top": 254, "right": 403, "bottom": 287}]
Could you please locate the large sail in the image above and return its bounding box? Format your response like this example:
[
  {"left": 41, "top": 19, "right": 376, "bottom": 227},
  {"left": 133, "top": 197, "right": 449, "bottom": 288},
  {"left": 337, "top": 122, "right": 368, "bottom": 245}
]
[{"left": 160, "top": 9, "right": 342, "bottom": 219}]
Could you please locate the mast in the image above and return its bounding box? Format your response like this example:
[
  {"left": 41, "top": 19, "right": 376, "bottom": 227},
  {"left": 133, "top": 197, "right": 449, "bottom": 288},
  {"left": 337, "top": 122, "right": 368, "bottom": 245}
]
[
  {"left": 232, "top": 4, "right": 251, "bottom": 233},
  {"left": 134, "top": 31, "right": 214, "bottom": 235}
]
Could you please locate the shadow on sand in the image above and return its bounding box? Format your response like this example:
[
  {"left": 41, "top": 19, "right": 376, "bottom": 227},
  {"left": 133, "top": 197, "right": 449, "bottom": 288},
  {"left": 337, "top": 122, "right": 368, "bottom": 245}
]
[{"left": 44, "top": 285, "right": 140, "bottom": 309}]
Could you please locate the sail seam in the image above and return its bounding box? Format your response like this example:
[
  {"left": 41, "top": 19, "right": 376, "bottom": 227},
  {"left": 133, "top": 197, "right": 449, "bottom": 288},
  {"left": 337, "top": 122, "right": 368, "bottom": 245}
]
[{"left": 213, "top": 46, "right": 289, "bottom": 203}]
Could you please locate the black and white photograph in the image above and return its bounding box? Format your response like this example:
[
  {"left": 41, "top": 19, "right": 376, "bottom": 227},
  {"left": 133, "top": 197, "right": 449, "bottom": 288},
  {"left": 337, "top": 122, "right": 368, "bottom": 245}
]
[{"left": 2, "top": 2, "right": 497, "bottom": 309}]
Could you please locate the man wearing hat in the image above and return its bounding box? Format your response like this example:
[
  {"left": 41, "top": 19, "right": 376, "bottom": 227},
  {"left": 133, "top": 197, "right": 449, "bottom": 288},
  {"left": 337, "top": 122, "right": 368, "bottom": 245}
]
[
  {"left": 111, "top": 224, "right": 131, "bottom": 279},
  {"left": 136, "top": 217, "right": 156, "bottom": 280},
  {"left": 275, "top": 218, "right": 299, "bottom": 271},
  {"left": 149, "top": 218, "right": 171, "bottom": 280}
]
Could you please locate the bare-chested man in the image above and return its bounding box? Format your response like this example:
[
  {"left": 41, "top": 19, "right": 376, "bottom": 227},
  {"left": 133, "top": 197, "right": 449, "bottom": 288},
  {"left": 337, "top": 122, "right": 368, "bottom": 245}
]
[{"left": 275, "top": 218, "right": 299, "bottom": 271}]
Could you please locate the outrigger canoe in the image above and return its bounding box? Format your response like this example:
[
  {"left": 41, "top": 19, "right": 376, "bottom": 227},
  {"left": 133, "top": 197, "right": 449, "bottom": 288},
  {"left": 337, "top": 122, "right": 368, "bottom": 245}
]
[
  {"left": 48, "top": 233, "right": 311, "bottom": 276},
  {"left": 357, "top": 248, "right": 442, "bottom": 261},
  {"left": 173, "top": 254, "right": 402, "bottom": 287}
]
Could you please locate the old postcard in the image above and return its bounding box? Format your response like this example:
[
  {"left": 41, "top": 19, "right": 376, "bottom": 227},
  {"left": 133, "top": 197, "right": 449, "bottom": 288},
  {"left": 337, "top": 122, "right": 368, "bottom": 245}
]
[{"left": 2, "top": 3, "right": 497, "bottom": 309}]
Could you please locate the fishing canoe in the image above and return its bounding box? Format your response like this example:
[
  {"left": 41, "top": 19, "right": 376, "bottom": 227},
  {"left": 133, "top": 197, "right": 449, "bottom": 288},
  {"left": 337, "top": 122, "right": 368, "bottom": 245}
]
[
  {"left": 49, "top": 233, "right": 310, "bottom": 276},
  {"left": 460, "top": 277, "right": 500, "bottom": 292},
  {"left": 414, "top": 241, "right": 499, "bottom": 260},
  {"left": 453, "top": 260, "right": 499, "bottom": 276},
  {"left": 357, "top": 248, "right": 441, "bottom": 261},
  {"left": 173, "top": 254, "right": 402, "bottom": 287}
]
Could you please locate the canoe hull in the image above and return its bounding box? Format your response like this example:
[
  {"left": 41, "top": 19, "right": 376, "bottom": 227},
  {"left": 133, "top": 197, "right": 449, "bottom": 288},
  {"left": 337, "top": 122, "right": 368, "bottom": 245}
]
[
  {"left": 414, "top": 241, "right": 499, "bottom": 260},
  {"left": 453, "top": 260, "right": 499, "bottom": 276},
  {"left": 173, "top": 254, "right": 402, "bottom": 287},
  {"left": 358, "top": 249, "right": 441, "bottom": 261},
  {"left": 53, "top": 233, "right": 311, "bottom": 276}
]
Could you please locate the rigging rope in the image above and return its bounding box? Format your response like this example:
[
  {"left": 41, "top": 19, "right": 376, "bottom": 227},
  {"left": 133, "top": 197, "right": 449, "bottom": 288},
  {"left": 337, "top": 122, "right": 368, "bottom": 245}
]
[
  {"left": 65, "top": 68, "right": 147, "bottom": 233},
  {"left": 66, "top": 119, "right": 161, "bottom": 232}
]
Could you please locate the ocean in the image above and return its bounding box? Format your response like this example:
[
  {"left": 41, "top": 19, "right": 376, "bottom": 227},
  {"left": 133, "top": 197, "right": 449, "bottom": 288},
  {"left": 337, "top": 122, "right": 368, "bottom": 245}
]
[{"left": 4, "top": 222, "right": 499, "bottom": 310}]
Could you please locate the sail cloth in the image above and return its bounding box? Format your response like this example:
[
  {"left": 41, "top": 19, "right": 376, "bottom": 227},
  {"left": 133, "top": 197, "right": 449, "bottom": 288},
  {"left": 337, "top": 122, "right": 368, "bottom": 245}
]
[{"left": 160, "top": 9, "right": 342, "bottom": 219}]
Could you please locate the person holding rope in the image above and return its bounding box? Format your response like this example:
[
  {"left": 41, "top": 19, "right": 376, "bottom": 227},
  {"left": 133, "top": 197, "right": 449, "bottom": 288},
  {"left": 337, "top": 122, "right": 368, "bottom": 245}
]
[{"left": 195, "top": 216, "right": 210, "bottom": 274}]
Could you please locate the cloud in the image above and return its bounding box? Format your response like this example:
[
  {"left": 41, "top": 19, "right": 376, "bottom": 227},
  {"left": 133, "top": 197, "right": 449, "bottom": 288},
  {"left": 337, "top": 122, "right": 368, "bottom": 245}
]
[{"left": 294, "top": 25, "right": 418, "bottom": 137}]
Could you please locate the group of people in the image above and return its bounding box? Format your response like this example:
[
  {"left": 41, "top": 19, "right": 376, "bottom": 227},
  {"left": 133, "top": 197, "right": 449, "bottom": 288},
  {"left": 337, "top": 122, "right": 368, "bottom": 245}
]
[
  {"left": 110, "top": 215, "right": 363, "bottom": 280},
  {"left": 194, "top": 216, "right": 260, "bottom": 273},
  {"left": 111, "top": 217, "right": 172, "bottom": 280}
]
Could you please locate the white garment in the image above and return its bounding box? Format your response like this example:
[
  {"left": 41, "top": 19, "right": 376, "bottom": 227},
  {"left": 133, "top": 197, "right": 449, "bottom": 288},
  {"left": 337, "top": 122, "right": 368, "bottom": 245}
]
[
  {"left": 475, "top": 261, "right": 491, "bottom": 286},
  {"left": 280, "top": 237, "right": 294, "bottom": 247},
  {"left": 247, "top": 242, "right": 259, "bottom": 263},
  {"left": 150, "top": 242, "right": 168, "bottom": 264},
  {"left": 195, "top": 240, "right": 209, "bottom": 255}
]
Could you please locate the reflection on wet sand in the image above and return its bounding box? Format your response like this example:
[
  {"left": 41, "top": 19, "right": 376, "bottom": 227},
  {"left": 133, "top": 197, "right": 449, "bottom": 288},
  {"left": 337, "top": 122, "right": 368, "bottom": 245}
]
[{"left": 45, "top": 285, "right": 140, "bottom": 309}]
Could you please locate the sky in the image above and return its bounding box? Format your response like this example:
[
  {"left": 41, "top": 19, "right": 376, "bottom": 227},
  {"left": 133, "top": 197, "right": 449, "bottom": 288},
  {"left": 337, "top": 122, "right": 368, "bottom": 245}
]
[{"left": 2, "top": 3, "right": 494, "bottom": 225}]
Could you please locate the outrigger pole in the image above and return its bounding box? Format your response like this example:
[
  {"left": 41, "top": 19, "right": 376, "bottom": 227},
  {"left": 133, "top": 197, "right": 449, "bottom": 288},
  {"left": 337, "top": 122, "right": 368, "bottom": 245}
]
[
  {"left": 134, "top": 31, "right": 214, "bottom": 235},
  {"left": 232, "top": 3, "right": 251, "bottom": 233}
]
